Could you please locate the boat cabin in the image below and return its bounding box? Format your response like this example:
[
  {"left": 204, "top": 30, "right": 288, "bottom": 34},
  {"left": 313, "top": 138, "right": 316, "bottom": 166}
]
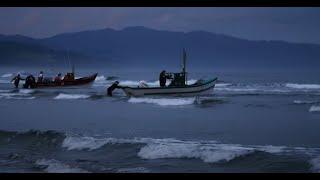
[{"left": 168, "top": 72, "right": 187, "bottom": 87}]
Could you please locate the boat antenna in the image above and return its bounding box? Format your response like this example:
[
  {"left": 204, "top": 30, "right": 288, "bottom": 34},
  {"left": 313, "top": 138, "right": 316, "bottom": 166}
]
[
  {"left": 67, "top": 49, "right": 75, "bottom": 75},
  {"left": 182, "top": 48, "right": 187, "bottom": 85}
]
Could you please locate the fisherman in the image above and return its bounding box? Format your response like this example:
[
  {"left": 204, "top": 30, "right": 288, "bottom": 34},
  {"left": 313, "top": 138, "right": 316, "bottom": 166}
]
[
  {"left": 11, "top": 74, "right": 24, "bottom": 88},
  {"left": 54, "top": 73, "right": 62, "bottom": 85},
  {"left": 159, "top": 70, "right": 171, "bottom": 87},
  {"left": 37, "top": 71, "right": 44, "bottom": 83},
  {"left": 107, "top": 81, "right": 120, "bottom": 96},
  {"left": 24, "top": 74, "right": 36, "bottom": 88}
]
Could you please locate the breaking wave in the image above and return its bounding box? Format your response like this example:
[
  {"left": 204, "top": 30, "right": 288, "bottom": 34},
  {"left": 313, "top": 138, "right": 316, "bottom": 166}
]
[
  {"left": 35, "top": 159, "right": 88, "bottom": 173},
  {"left": 54, "top": 93, "right": 90, "bottom": 100},
  {"left": 1, "top": 73, "right": 13, "bottom": 78},
  {"left": 2, "top": 129, "right": 320, "bottom": 171},
  {"left": 215, "top": 83, "right": 232, "bottom": 87},
  {"left": 94, "top": 75, "right": 106, "bottom": 83},
  {"left": 310, "top": 156, "right": 320, "bottom": 173},
  {"left": 19, "top": 89, "right": 35, "bottom": 94},
  {"left": 215, "top": 82, "right": 320, "bottom": 95},
  {"left": 128, "top": 97, "right": 196, "bottom": 106},
  {"left": 0, "top": 91, "right": 35, "bottom": 100},
  {"left": 309, "top": 106, "right": 320, "bottom": 112},
  {"left": 285, "top": 83, "right": 320, "bottom": 90},
  {"left": 61, "top": 135, "right": 317, "bottom": 164}
]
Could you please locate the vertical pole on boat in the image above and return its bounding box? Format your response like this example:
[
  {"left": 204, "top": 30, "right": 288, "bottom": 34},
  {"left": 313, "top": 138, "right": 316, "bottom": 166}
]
[
  {"left": 67, "top": 49, "right": 70, "bottom": 70},
  {"left": 72, "top": 64, "right": 75, "bottom": 75},
  {"left": 182, "top": 48, "right": 187, "bottom": 85}
]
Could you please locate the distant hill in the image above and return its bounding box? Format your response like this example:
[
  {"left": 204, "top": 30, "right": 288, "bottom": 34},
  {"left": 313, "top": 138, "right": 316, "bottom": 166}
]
[{"left": 1, "top": 26, "right": 320, "bottom": 69}]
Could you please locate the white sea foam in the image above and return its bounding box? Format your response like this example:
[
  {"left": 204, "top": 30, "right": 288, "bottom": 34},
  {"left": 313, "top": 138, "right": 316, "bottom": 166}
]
[
  {"left": 128, "top": 97, "right": 196, "bottom": 106},
  {"left": 215, "top": 87, "right": 260, "bottom": 92},
  {"left": 285, "top": 83, "right": 320, "bottom": 90},
  {"left": 255, "top": 145, "right": 287, "bottom": 154},
  {"left": 62, "top": 136, "right": 113, "bottom": 151},
  {"left": 2, "top": 96, "right": 35, "bottom": 100},
  {"left": 310, "top": 156, "right": 320, "bottom": 173},
  {"left": 1, "top": 73, "right": 12, "bottom": 78},
  {"left": 94, "top": 75, "right": 106, "bottom": 83},
  {"left": 19, "top": 89, "right": 35, "bottom": 94},
  {"left": 54, "top": 93, "right": 90, "bottom": 100},
  {"left": 0, "top": 92, "right": 35, "bottom": 100},
  {"left": 293, "top": 100, "right": 318, "bottom": 104},
  {"left": 138, "top": 142, "right": 254, "bottom": 163},
  {"left": 309, "top": 105, "right": 320, "bottom": 112},
  {"left": 215, "top": 83, "right": 232, "bottom": 87},
  {"left": 62, "top": 136, "right": 294, "bottom": 164},
  {"left": 62, "top": 136, "right": 145, "bottom": 151},
  {"left": 35, "top": 159, "right": 88, "bottom": 173}
]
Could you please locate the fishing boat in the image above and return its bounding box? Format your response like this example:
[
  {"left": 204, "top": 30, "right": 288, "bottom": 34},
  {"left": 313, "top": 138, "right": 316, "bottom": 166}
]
[
  {"left": 110, "top": 49, "right": 217, "bottom": 97},
  {"left": 34, "top": 73, "right": 98, "bottom": 88},
  {"left": 23, "top": 64, "right": 98, "bottom": 89}
]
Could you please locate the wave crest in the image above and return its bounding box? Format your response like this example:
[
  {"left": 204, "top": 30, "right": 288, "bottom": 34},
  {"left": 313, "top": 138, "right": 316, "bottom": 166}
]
[
  {"left": 54, "top": 93, "right": 90, "bottom": 100},
  {"left": 128, "top": 97, "right": 196, "bottom": 106},
  {"left": 35, "top": 159, "right": 88, "bottom": 173},
  {"left": 61, "top": 136, "right": 293, "bottom": 164},
  {"left": 285, "top": 83, "right": 320, "bottom": 89},
  {"left": 309, "top": 106, "right": 320, "bottom": 112}
]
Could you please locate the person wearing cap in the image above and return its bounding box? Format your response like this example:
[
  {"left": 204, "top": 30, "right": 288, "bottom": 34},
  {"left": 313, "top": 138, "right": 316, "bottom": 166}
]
[
  {"left": 37, "top": 71, "right": 44, "bottom": 83},
  {"left": 54, "top": 73, "right": 62, "bottom": 85}
]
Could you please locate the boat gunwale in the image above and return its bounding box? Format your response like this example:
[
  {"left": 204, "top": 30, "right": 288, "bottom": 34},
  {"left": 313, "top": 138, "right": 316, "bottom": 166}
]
[{"left": 121, "top": 77, "right": 218, "bottom": 90}]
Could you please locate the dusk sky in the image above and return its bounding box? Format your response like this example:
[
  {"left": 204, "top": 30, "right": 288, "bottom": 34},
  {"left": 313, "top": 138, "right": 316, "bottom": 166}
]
[{"left": 1, "top": 7, "right": 320, "bottom": 44}]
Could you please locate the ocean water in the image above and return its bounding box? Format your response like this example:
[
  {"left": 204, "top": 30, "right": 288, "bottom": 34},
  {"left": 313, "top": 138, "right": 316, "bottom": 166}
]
[{"left": 0, "top": 66, "right": 320, "bottom": 173}]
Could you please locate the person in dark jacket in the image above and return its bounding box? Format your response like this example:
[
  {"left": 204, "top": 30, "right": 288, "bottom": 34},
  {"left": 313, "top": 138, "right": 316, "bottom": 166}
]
[
  {"left": 24, "top": 74, "right": 36, "bottom": 88},
  {"left": 107, "top": 81, "right": 120, "bottom": 96},
  {"left": 54, "top": 73, "right": 62, "bottom": 85},
  {"left": 11, "top": 74, "right": 24, "bottom": 88},
  {"left": 159, "top": 70, "right": 171, "bottom": 87}
]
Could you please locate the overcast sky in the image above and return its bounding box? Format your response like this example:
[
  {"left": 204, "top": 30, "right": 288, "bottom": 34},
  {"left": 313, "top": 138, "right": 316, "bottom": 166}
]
[{"left": 1, "top": 7, "right": 320, "bottom": 44}]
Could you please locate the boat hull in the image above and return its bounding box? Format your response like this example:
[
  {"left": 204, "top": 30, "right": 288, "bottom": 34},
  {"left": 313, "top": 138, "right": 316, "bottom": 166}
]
[
  {"left": 121, "top": 78, "right": 217, "bottom": 97},
  {"left": 32, "top": 73, "right": 98, "bottom": 88}
]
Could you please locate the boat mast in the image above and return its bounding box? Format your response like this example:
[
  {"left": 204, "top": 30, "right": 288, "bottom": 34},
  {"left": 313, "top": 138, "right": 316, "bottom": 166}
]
[
  {"left": 67, "top": 49, "right": 75, "bottom": 75},
  {"left": 182, "top": 48, "right": 187, "bottom": 85}
]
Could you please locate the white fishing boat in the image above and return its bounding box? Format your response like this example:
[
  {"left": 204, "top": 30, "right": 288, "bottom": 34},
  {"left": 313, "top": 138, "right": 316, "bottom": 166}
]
[
  {"left": 120, "top": 78, "right": 217, "bottom": 97},
  {"left": 108, "top": 49, "right": 217, "bottom": 97}
]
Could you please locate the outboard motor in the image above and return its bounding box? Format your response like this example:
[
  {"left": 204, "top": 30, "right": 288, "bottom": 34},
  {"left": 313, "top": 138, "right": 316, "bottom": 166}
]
[{"left": 107, "top": 81, "right": 120, "bottom": 96}]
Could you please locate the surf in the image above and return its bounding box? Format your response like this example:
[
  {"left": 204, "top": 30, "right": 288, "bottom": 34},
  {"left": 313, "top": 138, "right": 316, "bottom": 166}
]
[
  {"left": 128, "top": 97, "right": 196, "bottom": 106},
  {"left": 54, "top": 93, "right": 91, "bottom": 100}
]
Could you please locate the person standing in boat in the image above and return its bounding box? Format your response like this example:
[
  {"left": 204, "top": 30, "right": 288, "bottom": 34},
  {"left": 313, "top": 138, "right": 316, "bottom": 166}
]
[
  {"left": 54, "top": 73, "right": 63, "bottom": 85},
  {"left": 11, "top": 74, "right": 24, "bottom": 88},
  {"left": 159, "top": 70, "right": 171, "bottom": 87},
  {"left": 37, "top": 71, "right": 44, "bottom": 83}
]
